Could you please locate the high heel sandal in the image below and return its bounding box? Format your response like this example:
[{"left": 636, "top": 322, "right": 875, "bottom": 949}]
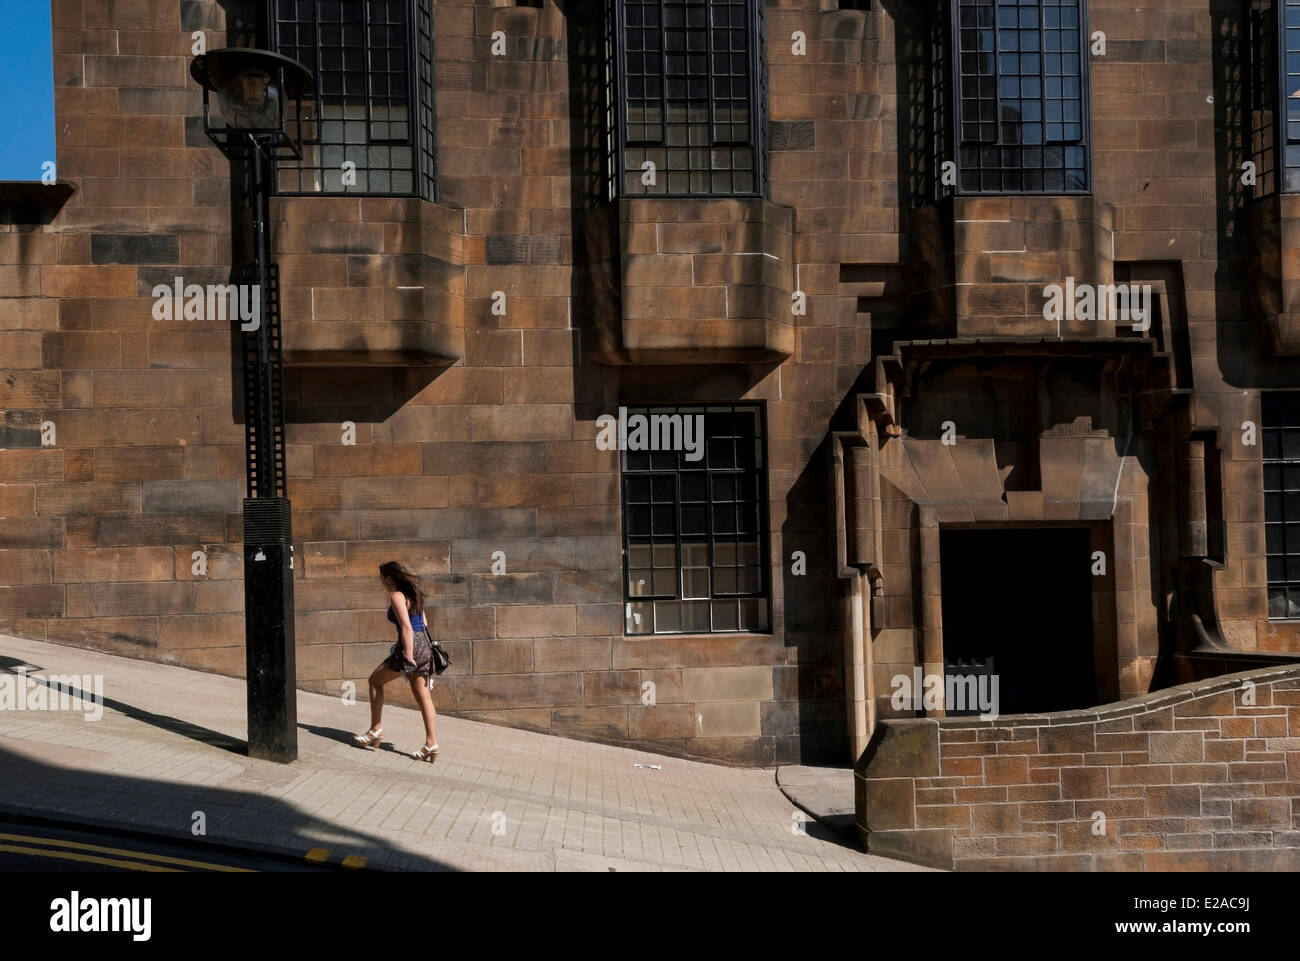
[
  {"left": 412, "top": 743, "right": 439, "bottom": 762},
  {"left": 353, "top": 726, "right": 384, "bottom": 748}
]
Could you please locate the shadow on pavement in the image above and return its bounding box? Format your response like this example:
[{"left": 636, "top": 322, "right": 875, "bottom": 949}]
[
  {"left": 18, "top": 671, "right": 246, "bottom": 756},
  {"left": 0, "top": 654, "right": 41, "bottom": 673},
  {"left": 297, "top": 721, "right": 417, "bottom": 760},
  {"left": 803, "top": 815, "right": 859, "bottom": 850},
  {"left": 0, "top": 744, "right": 457, "bottom": 872},
  {"left": 792, "top": 813, "right": 861, "bottom": 852},
  {"left": 0, "top": 667, "right": 458, "bottom": 871},
  {"left": 298, "top": 720, "right": 372, "bottom": 749}
]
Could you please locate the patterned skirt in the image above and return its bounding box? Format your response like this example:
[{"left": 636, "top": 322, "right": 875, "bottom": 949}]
[{"left": 382, "top": 629, "right": 436, "bottom": 682}]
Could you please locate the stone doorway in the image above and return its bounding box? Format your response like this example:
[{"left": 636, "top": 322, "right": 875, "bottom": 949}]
[{"left": 939, "top": 527, "right": 1097, "bottom": 716}]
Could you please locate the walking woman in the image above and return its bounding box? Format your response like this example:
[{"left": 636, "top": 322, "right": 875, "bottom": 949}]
[{"left": 354, "top": 561, "right": 439, "bottom": 761}]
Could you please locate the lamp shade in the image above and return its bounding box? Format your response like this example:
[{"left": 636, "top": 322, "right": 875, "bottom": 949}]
[
  {"left": 224, "top": 66, "right": 281, "bottom": 130},
  {"left": 190, "top": 48, "right": 313, "bottom": 136}
]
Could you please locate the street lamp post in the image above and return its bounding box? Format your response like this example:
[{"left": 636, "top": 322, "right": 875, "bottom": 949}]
[{"left": 190, "top": 48, "right": 313, "bottom": 763}]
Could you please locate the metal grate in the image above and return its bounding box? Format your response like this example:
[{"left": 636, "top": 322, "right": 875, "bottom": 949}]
[
  {"left": 1253, "top": 0, "right": 1300, "bottom": 193},
  {"left": 608, "top": 0, "right": 767, "bottom": 198},
  {"left": 414, "top": 0, "right": 437, "bottom": 199},
  {"left": 603, "top": 0, "right": 620, "bottom": 202},
  {"left": 930, "top": 0, "right": 953, "bottom": 203},
  {"left": 269, "top": 0, "right": 436, "bottom": 199},
  {"left": 754, "top": 0, "right": 769, "bottom": 198},
  {"left": 621, "top": 405, "right": 770, "bottom": 635},
  {"left": 1264, "top": 393, "right": 1300, "bottom": 617},
  {"left": 1248, "top": 0, "right": 1279, "bottom": 194},
  {"left": 1284, "top": 0, "right": 1300, "bottom": 189},
  {"left": 952, "top": 0, "right": 1089, "bottom": 194}
]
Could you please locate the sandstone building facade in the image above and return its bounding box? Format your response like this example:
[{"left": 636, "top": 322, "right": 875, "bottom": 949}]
[{"left": 2, "top": 0, "right": 1300, "bottom": 786}]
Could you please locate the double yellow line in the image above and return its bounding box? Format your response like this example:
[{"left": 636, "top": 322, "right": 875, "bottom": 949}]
[{"left": 0, "top": 830, "right": 253, "bottom": 872}]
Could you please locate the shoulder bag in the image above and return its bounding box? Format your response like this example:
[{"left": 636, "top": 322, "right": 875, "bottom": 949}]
[{"left": 423, "top": 625, "right": 451, "bottom": 675}]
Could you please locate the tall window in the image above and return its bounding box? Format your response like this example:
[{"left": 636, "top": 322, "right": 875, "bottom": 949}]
[
  {"left": 606, "top": 0, "right": 768, "bottom": 198},
  {"left": 270, "top": 0, "right": 437, "bottom": 199},
  {"left": 946, "top": 0, "right": 1090, "bottom": 194},
  {"left": 622, "top": 405, "right": 769, "bottom": 635},
  {"left": 1248, "top": 0, "right": 1300, "bottom": 195},
  {"left": 1264, "top": 393, "right": 1300, "bottom": 618}
]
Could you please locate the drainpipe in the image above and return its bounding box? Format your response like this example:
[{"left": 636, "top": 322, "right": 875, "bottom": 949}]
[
  {"left": 918, "top": 503, "right": 944, "bottom": 718},
  {"left": 1179, "top": 440, "right": 1208, "bottom": 558},
  {"left": 847, "top": 439, "right": 878, "bottom": 758},
  {"left": 831, "top": 431, "right": 876, "bottom": 762},
  {"left": 845, "top": 564, "right": 871, "bottom": 760},
  {"left": 1177, "top": 436, "right": 1231, "bottom": 652}
]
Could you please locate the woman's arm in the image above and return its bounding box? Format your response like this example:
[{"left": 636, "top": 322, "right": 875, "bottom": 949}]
[{"left": 391, "top": 591, "right": 415, "bottom": 662}]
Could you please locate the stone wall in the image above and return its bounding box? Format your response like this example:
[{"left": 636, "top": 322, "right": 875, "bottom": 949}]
[
  {"left": 0, "top": 0, "right": 903, "bottom": 766},
  {"left": 4, "top": 0, "right": 1300, "bottom": 773},
  {"left": 856, "top": 665, "right": 1300, "bottom": 870},
  {"left": 274, "top": 196, "right": 466, "bottom": 367}
]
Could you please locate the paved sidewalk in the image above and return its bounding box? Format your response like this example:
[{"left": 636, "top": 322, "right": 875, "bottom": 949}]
[{"left": 0, "top": 634, "right": 927, "bottom": 872}]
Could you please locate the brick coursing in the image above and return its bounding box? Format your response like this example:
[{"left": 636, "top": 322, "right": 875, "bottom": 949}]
[{"left": 857, "top": 667, "right": 1300, "bottom": 869}]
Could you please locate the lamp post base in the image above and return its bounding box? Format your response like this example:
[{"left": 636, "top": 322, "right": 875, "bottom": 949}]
[{"left": 243, "top": 497, "right": 297, "bottom": 763}]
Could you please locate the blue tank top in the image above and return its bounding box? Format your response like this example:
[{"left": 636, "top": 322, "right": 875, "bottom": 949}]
[{"left": 388, "top": 603, "right": 426, "bottom": 634}]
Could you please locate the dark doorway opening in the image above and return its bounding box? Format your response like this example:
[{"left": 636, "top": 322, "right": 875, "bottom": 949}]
[{"left": 939, "top": 527, "right": 1096, "bottom": 716}]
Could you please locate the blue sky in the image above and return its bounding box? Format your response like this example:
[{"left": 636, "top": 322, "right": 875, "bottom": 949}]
[{"left": 0, "top": 0, "right": 55, "bottom": 181}]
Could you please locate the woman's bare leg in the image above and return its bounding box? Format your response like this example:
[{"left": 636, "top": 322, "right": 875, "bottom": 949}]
[
  {"left": 407, "top": 675, "right": 438, "bottom": 747},
  {"left": 368, "top": 665, "right": 400, "bottom": 730}
]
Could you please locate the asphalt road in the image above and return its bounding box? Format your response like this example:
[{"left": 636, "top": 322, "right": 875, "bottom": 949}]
[{"left": 0, "top": 816, "right": 351, "bottom": 872}]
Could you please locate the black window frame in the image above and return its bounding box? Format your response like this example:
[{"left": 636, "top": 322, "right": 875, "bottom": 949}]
[
  {"left": 1246, "top": 0, "right": 1300, "bottom": 196},
  {"left": 1263, "top": 393, "right": 1300, "bottom": 619},
  {"left": 620, "top": 403, "right": 771, "bottom": 636},
  {"left": 605, "top": 0, "right": 770, "bottom": 200},
  {"left": 941, "top": 0, "right": 1093, "bottom": 197},
  {"left": 268, "top": 0, "right": 438, "bottom": 201}
]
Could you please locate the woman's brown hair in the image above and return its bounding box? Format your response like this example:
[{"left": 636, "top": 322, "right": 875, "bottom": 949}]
[{"left": 379, "top": 561, "right": 425, "bottom": 616}]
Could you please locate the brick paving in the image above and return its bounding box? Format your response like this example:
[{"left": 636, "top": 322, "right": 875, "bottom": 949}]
[{"left": 0, "top": 633, "right": 927, "bottom": 872}]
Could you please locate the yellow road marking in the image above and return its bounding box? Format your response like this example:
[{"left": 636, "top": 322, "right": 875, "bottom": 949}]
[
  {"left": 341, "top": 854, "right": 367, "bottom": 869},
  {"left": 0, "top": 831, "right": 253, "bottom": 873},
  {"left": 0, "top": 842, "right": 180, "bottom": 872},
  {"left": 305, "top": 847, "right": 330, "bottom": 863}
]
